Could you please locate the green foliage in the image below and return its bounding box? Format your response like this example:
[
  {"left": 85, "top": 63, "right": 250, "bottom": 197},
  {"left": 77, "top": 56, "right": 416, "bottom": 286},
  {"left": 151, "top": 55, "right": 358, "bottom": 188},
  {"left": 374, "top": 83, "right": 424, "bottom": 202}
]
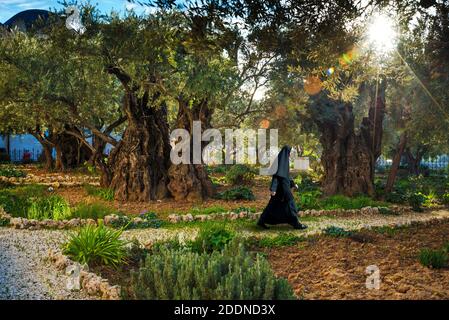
[
  {"left": 63, "top": 224, "right": 128, "bottom": 268},
  {"left": 207, "top": 165, "right": 227, "bottom": 174},
  {"left": 378, "top": 207, "right": 396, "bottom": 215},
  {"left": 134, "top": 212, "right": 163, "bottom": 229},
  {"left": 128, "top": 241, "right": 295, "bottom": 300},
  {"left": 0, "top": 214, "right": 9, "bottom": 227},
  {"left": 258, "top": 234, "right": 304, "bottom": 248},
  {"left": 418, "top": 248, "right": 448, "bottom": 269},
  {"left": 297, "top": 193, "right": 388, "bottom": 211},
  {"left": 27, "top": 195, "right": 71, "bottom": 221},
  {"left": 0, "top": 185, "right": 47, "bottom": 217},
  {"left": 408, "top": 192, "right": 426, "bottom": 212},
  {"left": 293, "top": 172, "right": 320, "bottom": 192},
  {"left": 190, "top": 224, "right": 235, "bottom": 253},
  {"left": 215, "top": 186, "right": 255, "bottom": 201},
  {"left": 442, "top": 193, "right": 449, "bottom": 205},
  {"left": 323, "top": 226, "right": 353, "bottom": 237},
  {"left": 234, "top": 206, "right": 256, "bottom": 214},
  {"left": 225, "top": 164, "right": 256, "bottom": 185},
  {"left": 84, "top": 185, "right": 115, "bottom": 201},
  {"left": 0, "top": 166, "right": 26, "bottom": 178},
  {"left": 189, "top": 205, "right": 227, "bottom": 215},
  {"left": 297, "top": 190, "right": 322, "bottom": 210},
  {"left": 422, "top": 190, "right": 440, "bottom": 208},
  {"left": 385, "top": 189, "right": 408, "bottom": 204},
  {"left": 72, "top": 202, "right": 114, "bottom": 220}
]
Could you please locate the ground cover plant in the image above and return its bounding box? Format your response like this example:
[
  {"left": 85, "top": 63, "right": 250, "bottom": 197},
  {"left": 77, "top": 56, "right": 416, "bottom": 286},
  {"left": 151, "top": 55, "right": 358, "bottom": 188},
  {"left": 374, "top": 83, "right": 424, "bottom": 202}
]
[
  {"left": 84, "top": 185, "right": 115, "bottom": 201},
  {"left": 63, "top": 224, "right": 128, "bottom": 267},
  {"left": 127, "top": 240, "right": 295, "bottom": 300},
  {"left": 215, "top": 186, "right": 255, "bottom": 200}
]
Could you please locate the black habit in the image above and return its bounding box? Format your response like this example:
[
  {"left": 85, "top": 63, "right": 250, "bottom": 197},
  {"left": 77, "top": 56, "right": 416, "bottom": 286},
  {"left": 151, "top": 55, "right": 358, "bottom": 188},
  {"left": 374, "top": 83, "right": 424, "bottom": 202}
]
[{"left": 258, "top": 146, "right": 303, "bottom": 228}]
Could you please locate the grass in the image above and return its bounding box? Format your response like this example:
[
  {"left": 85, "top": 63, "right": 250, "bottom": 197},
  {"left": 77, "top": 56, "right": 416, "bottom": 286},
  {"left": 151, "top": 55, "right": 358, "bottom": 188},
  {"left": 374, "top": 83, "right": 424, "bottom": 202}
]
[
  {"left": 297, "top": 193, "right": 389, "bottom": 211},
  {"left": 419, "top": 248, "right": 448, "bottom": 269},
  {"left": 0, "top": 184, "right": 48, "bottom": 218},
  {"left": 84, "top": 184, "right": 115, "bottom": 201},
  {"left": 0, "top": 165, "right": 27, "bottom": 178},
  {"left": 63, "top": 224, "right": 128, "bottom": 267},
  {"left": 215, "top": 186, "right": 255, "bottom": 200},
  {"left": 258, "top": 233, "right": 305, "bottom": 248},
  {"left": 72, "top": 202, "right": 116, "bottom": 220},
  {"left": 27, "top": 195, "right": 71, "bottom": 220},
  {"left": 189, "top": 205, "right": 227, "bottom": 216}
]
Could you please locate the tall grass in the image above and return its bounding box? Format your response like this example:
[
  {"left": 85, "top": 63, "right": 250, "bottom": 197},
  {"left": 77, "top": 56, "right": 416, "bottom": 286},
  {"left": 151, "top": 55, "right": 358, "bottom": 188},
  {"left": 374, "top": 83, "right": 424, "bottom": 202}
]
[{"left": 27, "top": 195, "right": 71, "bottom": 220}]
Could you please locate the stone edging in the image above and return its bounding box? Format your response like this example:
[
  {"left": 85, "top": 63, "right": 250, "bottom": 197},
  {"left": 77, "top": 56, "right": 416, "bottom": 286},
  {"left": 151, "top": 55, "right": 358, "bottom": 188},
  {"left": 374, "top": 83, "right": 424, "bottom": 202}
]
[
  {"left": 0, "top": 205, "right": 417, "bottom": 230},
  {"left": 47, "top": 249, "right": 120, "bottom": 300}
]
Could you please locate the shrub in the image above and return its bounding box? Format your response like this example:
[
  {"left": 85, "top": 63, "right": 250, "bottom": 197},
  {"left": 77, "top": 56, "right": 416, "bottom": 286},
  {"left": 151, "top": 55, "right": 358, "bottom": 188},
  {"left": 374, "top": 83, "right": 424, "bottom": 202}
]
[
  {"left": 225, "top": 164, "right": 256, "bottom": 185},
  {"left": 63, "top": 224, "right": 128, "bottom": 267},
  {"left": 0, "top": 184, "right": 47, "bottom": 217},
  {"left": 215, "top": 186, "right": 255, "bottom": 201},
  {"left": 408, "top": 192, "right": 426, "bottom": 212},
  {"left": 323, "top": 226, "right": 353, "bottom": 237},
  {"left": 84, "top": 185, "right": 114, "bottom": 201},
  {"left": 190, "top": 224, "right": 235, "bottom": 253},
  {"left": 422, "top": 191, "right": 440, "bottom": 208},
  {"left": 442, "top": 193, "right": 449, "bottom": 205},
  {"left": 27, "top": 195, "right": 71, "bottom": 220},
  {"left": 297, "top": 190, "right": 322, "bottom": 210},
  {"left": 258, "top": 234, "right": 304, "bottom": 248},
  {"left": 134, "top": 212, "right": 163, "bottom": 229},
  {"left": 0, "top": 166, "right": 26, "bottom": 178},
  {"left": 293, "top": 172, "right": 320, "bottom": 192},
  {"left": 128, "top": 241, "right": 295, "bottom": 300},
  {"left": 419, "top": 248, "right": 448, "bottom": 269},
  {"left": 385, "top": 189, "right": 408, "bottom": 204},
  {"left": 72, "top": 202, "right": 114, "bottom": 220},
  {"left": 378, "top": 207, "right": 396, "bottom": 215}
]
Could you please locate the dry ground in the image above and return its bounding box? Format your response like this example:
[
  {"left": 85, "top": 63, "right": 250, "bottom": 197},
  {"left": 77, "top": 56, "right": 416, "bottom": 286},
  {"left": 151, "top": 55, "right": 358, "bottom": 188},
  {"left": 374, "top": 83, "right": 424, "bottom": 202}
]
[{"left": 266, "top": 220, "right": 449, "bottom": 299}]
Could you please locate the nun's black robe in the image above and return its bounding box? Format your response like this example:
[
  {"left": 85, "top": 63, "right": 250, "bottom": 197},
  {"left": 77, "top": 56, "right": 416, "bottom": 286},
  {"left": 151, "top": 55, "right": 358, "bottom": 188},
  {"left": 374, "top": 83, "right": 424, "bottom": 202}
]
[{"left": 258, "top": 146, "right": 302, "bottom": 228}]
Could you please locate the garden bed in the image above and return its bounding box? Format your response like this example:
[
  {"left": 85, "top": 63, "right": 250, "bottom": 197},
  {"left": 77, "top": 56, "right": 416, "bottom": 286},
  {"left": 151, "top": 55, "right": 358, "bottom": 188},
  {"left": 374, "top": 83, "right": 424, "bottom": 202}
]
[{"left": 265, "top": 218, "right": 449, "bottom": 299}]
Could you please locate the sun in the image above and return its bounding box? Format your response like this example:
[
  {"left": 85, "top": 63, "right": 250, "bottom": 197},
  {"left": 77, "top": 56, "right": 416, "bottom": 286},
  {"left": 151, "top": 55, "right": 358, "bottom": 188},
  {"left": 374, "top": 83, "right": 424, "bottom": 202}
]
[{"left": 367, "top": 13, "right": 397, "bottom": 55}]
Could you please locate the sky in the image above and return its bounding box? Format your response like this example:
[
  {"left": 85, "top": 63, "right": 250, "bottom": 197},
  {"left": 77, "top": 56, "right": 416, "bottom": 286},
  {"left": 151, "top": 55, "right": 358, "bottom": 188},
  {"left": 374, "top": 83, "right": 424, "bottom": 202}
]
[{"left": 0, "top": 0, "right": 153, "bottom": 23}]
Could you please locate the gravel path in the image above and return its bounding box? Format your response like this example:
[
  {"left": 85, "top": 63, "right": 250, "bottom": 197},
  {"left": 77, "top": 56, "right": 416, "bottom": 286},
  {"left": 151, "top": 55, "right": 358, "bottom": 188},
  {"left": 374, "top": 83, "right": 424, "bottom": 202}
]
[{"left": 1, "top": 209, "right": 448, "bottom": 300}]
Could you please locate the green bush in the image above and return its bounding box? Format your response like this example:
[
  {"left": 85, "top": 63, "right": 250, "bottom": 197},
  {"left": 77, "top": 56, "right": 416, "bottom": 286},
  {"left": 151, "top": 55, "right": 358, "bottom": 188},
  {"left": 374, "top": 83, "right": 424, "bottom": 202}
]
[
  {"left": 128, "top": 241, "right": 295, "bottom": 300},
  {"left": 318, "top": 195, "right": 388, "bottom": 210},
  {"left": 27, "top": 195, "right": 71, "bottom": 220},
  {"left": 385, "top": 189, "right": 408, "bottom": 204},
  {"left": 215, "top": 186, "right": 255, "bottom": 201},
  {"left": 63, "top": 224, "right": 128, "bottom": 267},
  {"left": 134, "top": 212, "right": 163, "bottom": 229},
  {"left": 297, "top": 190, "right": 322, "bottom": 210},
  {"left": 0, "top": 166, "right": 26, "bottom": 178},
  {"left": 419, "top": 248, "right": 448, "bottom": 269},
  {"left": 258, "top": 234, "right": 304, "bottom": 248},
  {"left": 72, "top": 202, "right": 114, "bottom": 220},
  {"left": 323, "top": 226, "right": 353, "bottom": 237},
  {"left": 190, "top": 224, "right": 235, "bottom": 253},
  {"left": 442, "top": 193, "right": 449, "bottom": 205},
  {"left": 225, "top": 164, "right": 256, "bottom": 185},
  {"left": 84, "top": 185, "right": 114, "bottom": 201},
  {"left": 294, "top": 172, "right": 320, "bottom": 192},
  {"left": 422, "top": 191, "right": 440, "bottom": 208},
  {"left": 408, "top": 192, "right": 426, "bottom": 212},
  {"left": 0, "top": 184, "right": 47, "bottom": 217}
]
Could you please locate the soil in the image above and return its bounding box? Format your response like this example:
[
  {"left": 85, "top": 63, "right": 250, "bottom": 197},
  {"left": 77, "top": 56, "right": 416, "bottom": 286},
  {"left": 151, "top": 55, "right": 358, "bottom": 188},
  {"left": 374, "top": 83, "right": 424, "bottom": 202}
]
[
  {"left": 54, "top": 174, "right": 270, "bottom": 218},
  {"left": 266, "top": 220, "right": 449, "bottom": 299}
]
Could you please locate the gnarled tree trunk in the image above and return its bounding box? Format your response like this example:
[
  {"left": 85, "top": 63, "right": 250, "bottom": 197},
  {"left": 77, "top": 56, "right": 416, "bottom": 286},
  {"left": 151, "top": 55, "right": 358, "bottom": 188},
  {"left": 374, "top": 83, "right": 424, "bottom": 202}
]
[
  {"left": 53, "top": 127, "right": 91, "bottom": 171},
  {"left": 167, "top": 98, "right": 215, "bottom": 201},
  {"left": 385, "top": 132, "right": 407, "bottom": 194},
  {"left": 311, "top": 81, "right": 386, "bottom": 196},
  {"left": 107, "top": 92, "right": 171, "bottom": 201}
]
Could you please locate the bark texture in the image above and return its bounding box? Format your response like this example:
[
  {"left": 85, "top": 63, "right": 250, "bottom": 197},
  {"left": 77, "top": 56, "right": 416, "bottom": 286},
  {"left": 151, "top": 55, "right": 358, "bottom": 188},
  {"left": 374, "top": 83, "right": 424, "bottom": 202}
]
[
  {"left": 310, "top": 82, "right": 386, "bottom": 196},
  {"left": 385, "top": 132, "right": 407, "bottom": 194},
  {"left": 107, "top": 92, "right": 171, "bottom": 201},
  {"left": 167, "top": 98, "right": 215, "bottom": 201}
]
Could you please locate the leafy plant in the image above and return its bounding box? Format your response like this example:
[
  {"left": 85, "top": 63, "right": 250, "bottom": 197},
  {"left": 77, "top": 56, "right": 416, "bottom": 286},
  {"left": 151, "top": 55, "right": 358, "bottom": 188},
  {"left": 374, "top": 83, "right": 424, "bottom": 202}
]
[
  {"left": 258, "top": 234, "right": 304, "bottom": 248},
  {"left": 297, "top": 190, "right": 322, "bottom": 210},
  {"left": 225, "top": 164, "right": 256, "bottom": 185},
  {"left": 419, "top": 248, "right": 448, "bottom": 269},
  {"left": 84, "top": 185, "right": 114, "bottom": 201},
  {"left": 190, "top": 224, "right": 235, "bottom": 253},
  {"left": 63, "top": 224, "right": 128, "bottom": 267},
  {"left": 72, "top": 202, "right": 114, "bottom": 220},
  {"left": 128, "top": 240, "right": 295, "bottom": 300},
  {"left": 27, "top": 195, "right": 71, "bottom": 220},
  {"left": 408, "top": 192, "right": 426, "bottom": 212},
  {"left": 0, "top": 166, "right": 26, "bottom": 178},
  {"left": 0, "top": 184, "right": 47, "bottom": 217},
  {"left": 323, "top": 226, "right": 353, "bottom": 237},
  {"left": 133, "top": 212, "right": 163, "bottom": 229},
  {"left": 442, "top": 193, "right": 449, "bottom": 205},
  {"left": 215, "top": 186, "right": 255, "bottom": 201}
]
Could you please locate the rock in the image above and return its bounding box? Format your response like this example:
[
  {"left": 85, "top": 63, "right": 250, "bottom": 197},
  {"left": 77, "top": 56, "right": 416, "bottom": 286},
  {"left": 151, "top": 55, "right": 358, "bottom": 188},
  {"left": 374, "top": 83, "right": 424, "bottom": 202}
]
[
  {"left": 54, "top": 254, "right": 70, "bottom": 270},
  {"left": 10, "top": 217, "right": 24, "bottom": 229},
  {"left": 182, "top": 214, "right": 194, "bottom": 222},
  {"left": 67, "top": 218, "right": 81, "bottom": 228},
  {"left": 168, "top": 214, "right": 181, "bottom": 223},
  {"left": 86, "top": 219, "right": 96, "bottom": 226},
  {"left": 238, "top": 212, "right": 247, "bottom": 219},
  {"left": 230, "top": 213, "right": 239, "bottom": 220},
  {"left": 103, "top": 214, "right": 119, "bottom": 226}
]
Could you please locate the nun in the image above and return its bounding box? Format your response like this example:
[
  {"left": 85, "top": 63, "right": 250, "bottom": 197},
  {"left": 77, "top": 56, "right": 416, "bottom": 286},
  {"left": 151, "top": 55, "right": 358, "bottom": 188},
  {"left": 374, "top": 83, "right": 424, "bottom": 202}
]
[{"left": 257, "top": 146, "right": 308, "bottom": 230}]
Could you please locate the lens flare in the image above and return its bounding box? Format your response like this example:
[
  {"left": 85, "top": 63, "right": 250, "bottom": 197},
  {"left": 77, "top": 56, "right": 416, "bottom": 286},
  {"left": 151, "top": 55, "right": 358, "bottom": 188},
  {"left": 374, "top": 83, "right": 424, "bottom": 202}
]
[{"left": 367, "top": 13, "right": 397, "bottom": 54}]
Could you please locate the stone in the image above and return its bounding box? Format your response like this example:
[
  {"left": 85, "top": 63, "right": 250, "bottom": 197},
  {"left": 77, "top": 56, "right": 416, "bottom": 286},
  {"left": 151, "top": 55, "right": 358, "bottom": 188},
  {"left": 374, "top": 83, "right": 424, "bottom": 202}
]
[
  {"left": 182, "top": 214, "right": 194, "bottom": 222},
  {"left": 103, "top": 214, "right": 119, "bottom": 226}
]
